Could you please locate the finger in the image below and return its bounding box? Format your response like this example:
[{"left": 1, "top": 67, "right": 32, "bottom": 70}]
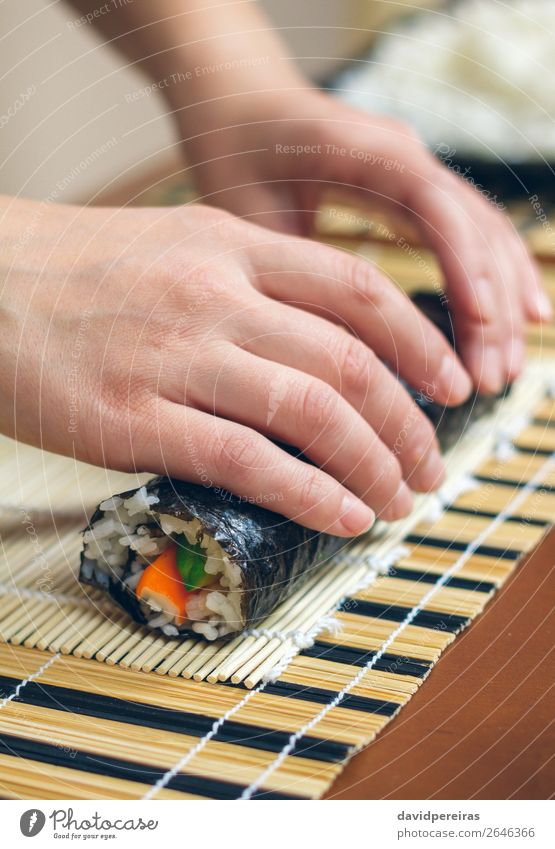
[
  {"left": 522, "top": 258, "right": 553, "bottom": 323},
  {"left": 293, "top": 146, "right": 526, "bottom": 389},
  {"left": 457, "top": 175, "right": 551, "bottom": 326},
  {"left": 135, "top": 401, "right": 375, "bottom": 537},
  {"left": 303, "top": 141, "right": 497, "bottom": 330},
  {"left": 405, "top": 170, "right": 503, "bottom": 325},
  {"left": 455, "top": 321, "right": 509, "bottom": 396},
  {"left": 454, "top": 191, "right": 528, "bottom": 382},
  {"left": 403, "top": 168, "right": 528, "bottom": 386},
  {"left": 200, "top": 346, "right": 414, "bottom": 520},
  {"left": 235, "top": 302, "right": 443, "bottom": 493},
  {"left": 453, "top": 234, "right": 524, "bottom": 394},
  {"left": 247, "top": 235, "right": 472, "bottom": 406},
  {"left": 406, "top": 169, "right": 526, "bottom": 384},
  {"left": 468, "top": 208, "right": 525, "bottom": 388},
  {"left": 501, "top": 218, "right": 552, "bottom": 324},
  {"left": 486, "top": 229, "right": 525, "bottom": 384}
]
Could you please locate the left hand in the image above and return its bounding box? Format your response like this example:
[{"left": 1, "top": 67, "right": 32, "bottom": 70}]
[{"left": 182, "top": 89, "right": 551, "bottom": 395}]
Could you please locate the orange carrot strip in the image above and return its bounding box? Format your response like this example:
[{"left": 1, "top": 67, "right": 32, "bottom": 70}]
[{"left": 136, "top": 544, "right": 190, "bottom": 626}]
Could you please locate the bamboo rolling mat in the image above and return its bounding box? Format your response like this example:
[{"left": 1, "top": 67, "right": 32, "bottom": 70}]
[{"left": 1, "top": 198, "right": 555, "bottom": 799}]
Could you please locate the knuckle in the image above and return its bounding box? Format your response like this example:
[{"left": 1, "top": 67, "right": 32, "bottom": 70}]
[
  {"left": 184, "top": 267, "right": 252, "bottom": 325},
  {"left": 295, "top": 468, "right": 330, "bottom": 514},
  {"left": 379, "top": 454, "right": 403, "bottom": 497},
  {"left": 345, "top": 257, "right": 389, "bottom": 309},
  {"left": 402, "top": 414, "right": 437, "bottom": 460},
  {"left": 198, "top": 205, "right": 248, "bottom": 243},
  {"left": 366, "top": 444, "right": 402, "bottom": 497},
  {"left": 418, "top": 414, "right": 438, "bottom": 449},
  {"left": 102, "top": 356, "right": 154, "bottom": 414},
  {"left": 81, "top": 393, "right": 156, "bottom": 471},
  {"left": 337, "top": 336, "right": 375, "bottom": 395},
  {"left": 126, "top": 403, "right": 158, "bottom": 456},
  {"left": 215, "top": 428, "right": 262, "bottom": 481},
  {"left": 298, "top": 379, "right": 340, "bottom": 436},
  {"left": 195, "top": 203, "right": 236, "bottom": 227},
  {"left": 187, "top": 266, "right": 230, "bottom": 300},
  {"left": 196, "top": 203, "right": 227, "bottom": 217}
]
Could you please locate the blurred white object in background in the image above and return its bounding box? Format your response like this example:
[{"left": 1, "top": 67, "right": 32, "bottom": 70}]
[{"left": 336, "top": 0, "right": 555, "bottom": 162}]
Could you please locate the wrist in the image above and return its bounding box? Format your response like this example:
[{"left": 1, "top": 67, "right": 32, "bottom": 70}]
[{"left": 177, "top": 81, "right": 322, "bottom": 166}]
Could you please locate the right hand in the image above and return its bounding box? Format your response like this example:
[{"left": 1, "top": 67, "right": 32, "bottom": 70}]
[{"left": 0, "top": 198, "right": 472, "bottom": 536}]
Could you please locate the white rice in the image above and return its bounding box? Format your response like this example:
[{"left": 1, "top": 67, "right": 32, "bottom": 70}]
[
  {"left": 336, "top": 0, "right": 555, "bottom": 161},
  {"left": 83, "top": 486, "right": 244, "bottom": 638}
]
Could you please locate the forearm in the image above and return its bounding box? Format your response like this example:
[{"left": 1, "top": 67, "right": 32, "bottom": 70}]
[{"left": 66, "top": 1, "right": 308, "bottom": 121}]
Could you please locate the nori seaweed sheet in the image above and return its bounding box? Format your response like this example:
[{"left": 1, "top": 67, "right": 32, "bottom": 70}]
[
  {"left": 80, "top": 478, "right": 345, "bottom": 636},
  {"left": 79, "top": 292, "right": 509, "bottom": 638},
  {"left": 409, "top": 292, "right": 509, "bottom": 451}
]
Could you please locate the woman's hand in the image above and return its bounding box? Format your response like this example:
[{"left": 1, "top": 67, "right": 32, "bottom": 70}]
[
  {"left": 182, "top": 89, "right": 552, "bottom": 395},
  {"left": 0, "top": 197, "right": 471, "bottom": 535},
  {"left": 69, "top": 0, "right": 550, "bottom": 393}
]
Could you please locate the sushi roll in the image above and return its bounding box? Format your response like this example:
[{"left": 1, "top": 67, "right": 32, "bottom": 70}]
[
  {"left": 80, "top": 293, "right": 509, "bottom": 640},
  {"left": 80, "top": 478, "right": 344, "bottom": 641}
]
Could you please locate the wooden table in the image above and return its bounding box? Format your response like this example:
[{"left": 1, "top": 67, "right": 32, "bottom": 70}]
[{"left": 325, "top": 527, "right": 555, "bottom": 799}]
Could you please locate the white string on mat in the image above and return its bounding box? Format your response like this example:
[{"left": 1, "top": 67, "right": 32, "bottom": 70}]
[
  {"left": 1, "top": 381, "right": 547, "bottom": 799},
  {"left": 260, "top": 547, "right": 409, "bottom": 681},
  {"left": 141, "top": 681, "right": 266, "bottom": 800},
  {"left": 242, "top": 550, "right": 400, "bottom": 647},
  {"left": 140, "top": 548, "right": 410, "bottom": 797},
  {"left": 0, "top": 504, "right": 84, "bottom": 522},
  {"left": 252, "top": 545, "right": 409, "bottom": 681},
  {"left": 423, "top": 475, "right": 479, "bottom": 523},
  {"left": 139, "top": 558, "right": 389, "bottom": 797},
  {"left": 2, "top": 380, "right": 543, "bottom": 672},
  {"left": 0, "top": 582, "right": 82, "bottom": 608},
  {"left": 364, "top": 545, "right": 410, "bottom": 575},
  {"left": 261, "top": 616, "right": 341, "bottom": 682},
  {"left": 141, "top": 547, "right": 413, "bottom": 799},
  {"left": 238, "top": 449, "right": 555, "bottom": 800},
  {"left": 494, "top": 440, "right": 516, "bottom": 463},
  {"left": 493, "top": 414, "right": 531, "bottom": 463},
  {"left": 0, "top": 652, "right": 61, "bottom": 710},
  {"left": 0, "top": 581, "right": 115, "bottom": 614},
  {"left": 245, "top": 615, "right": 342, "bottom": 649}
]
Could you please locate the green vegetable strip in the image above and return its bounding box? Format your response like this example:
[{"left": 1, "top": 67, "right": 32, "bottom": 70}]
[{"left": 174, "top": 534, "right": 211, "bottom": 591}]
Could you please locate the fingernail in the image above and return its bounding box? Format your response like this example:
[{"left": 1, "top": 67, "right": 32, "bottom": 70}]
[
  {"left": 533, "top": 290, "right": 553, "bottom": 321},
  {"left": 439, "top": 354, "right": 473, "bottom": 403},
  {"left": 481, "top": 345, "right": 504, "bottom": 395},
  {"left": 505, "top": 336, "right": 524, "bottom": 379},
  {"left": 473, "top": 277, "right": 496, "bottom": 323},
  {"left": 381, "top": 480, "right": 413, "bottom": 522},
  {"left": 416, "top": 451, "right": 445, "bottom": 492},
  {"left": 339, "top": 494, "right": 375, "bottom": 535}
]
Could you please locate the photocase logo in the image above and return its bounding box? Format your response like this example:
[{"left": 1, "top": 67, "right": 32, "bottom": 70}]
[{"left": 20, "top": 809, "right": 46, "bottom": 837}]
